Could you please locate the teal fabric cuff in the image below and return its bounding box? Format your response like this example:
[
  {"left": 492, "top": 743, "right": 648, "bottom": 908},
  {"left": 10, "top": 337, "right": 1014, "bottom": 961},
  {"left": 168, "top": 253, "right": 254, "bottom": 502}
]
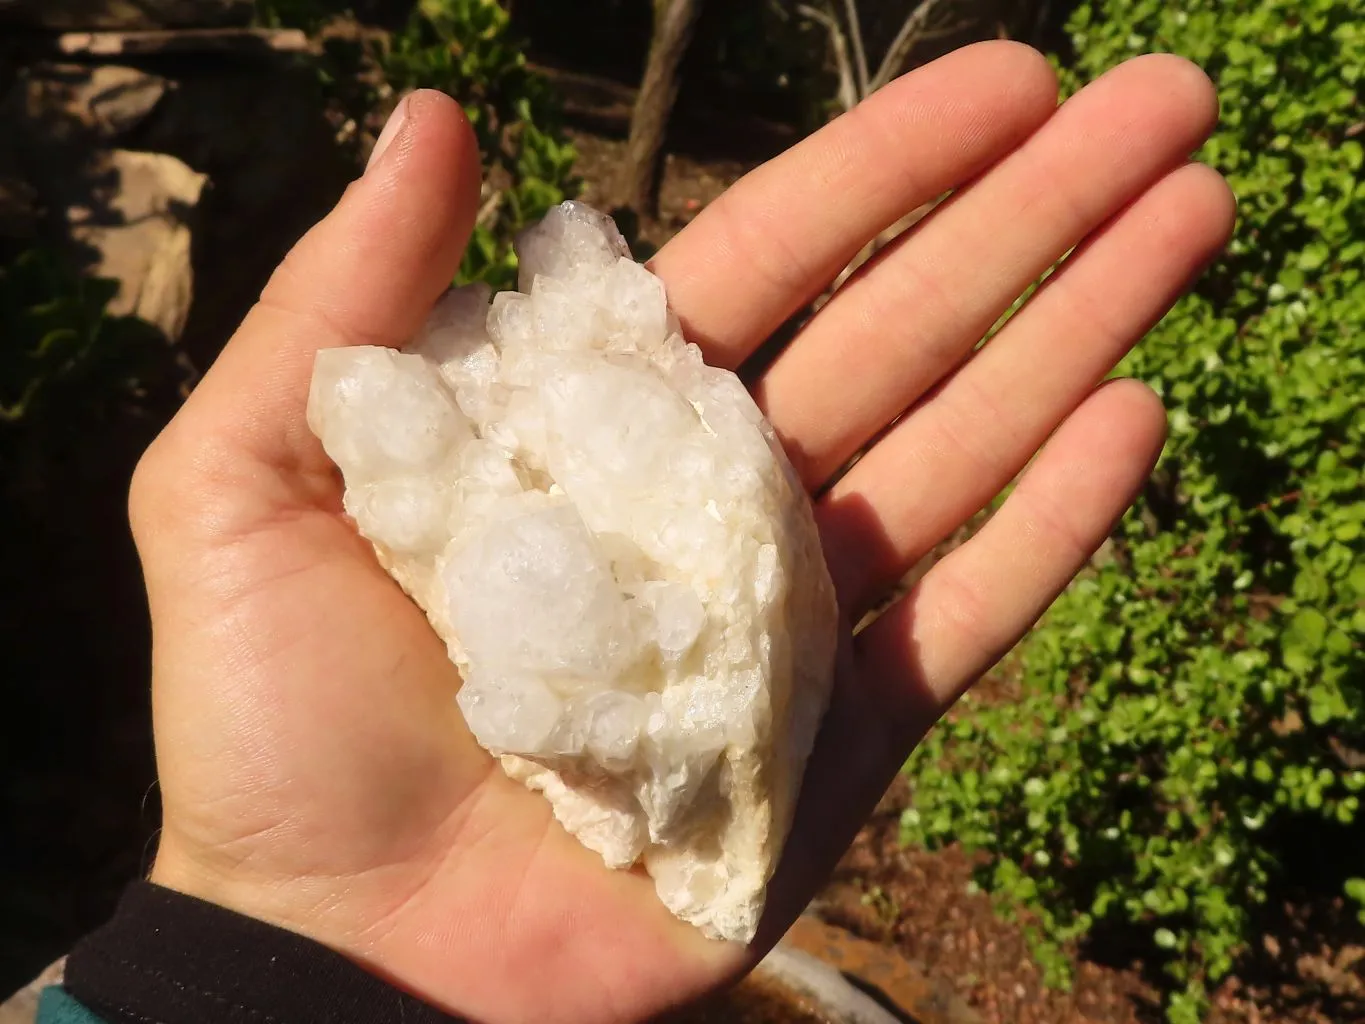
[{"left": 35, "top": 987, "right": 104, "bottom": 1024}]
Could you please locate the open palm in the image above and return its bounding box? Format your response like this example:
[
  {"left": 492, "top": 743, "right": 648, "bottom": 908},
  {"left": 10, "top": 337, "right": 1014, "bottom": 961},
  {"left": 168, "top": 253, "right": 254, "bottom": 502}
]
[{"left": 131, "top": 43, "right": 1232, "bottom": 1024}]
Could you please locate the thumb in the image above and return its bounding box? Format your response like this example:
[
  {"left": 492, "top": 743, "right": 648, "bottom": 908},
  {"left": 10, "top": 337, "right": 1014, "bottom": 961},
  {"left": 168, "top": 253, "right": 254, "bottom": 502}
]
[{"left": 132, "top": 90, "right": 483, "bottom": 542}]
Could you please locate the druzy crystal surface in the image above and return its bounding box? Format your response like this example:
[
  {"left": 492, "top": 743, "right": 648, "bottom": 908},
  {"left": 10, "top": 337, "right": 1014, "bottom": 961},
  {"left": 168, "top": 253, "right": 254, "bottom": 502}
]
[{"left": 306, "top": 202, "right": 838, "bottom": 942}]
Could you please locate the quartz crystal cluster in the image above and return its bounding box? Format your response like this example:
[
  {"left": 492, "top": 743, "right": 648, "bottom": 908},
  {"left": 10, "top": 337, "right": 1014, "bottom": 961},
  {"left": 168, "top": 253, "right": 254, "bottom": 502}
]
[{"left": 306, "top": 202, "right": 838, "bottom": 942}]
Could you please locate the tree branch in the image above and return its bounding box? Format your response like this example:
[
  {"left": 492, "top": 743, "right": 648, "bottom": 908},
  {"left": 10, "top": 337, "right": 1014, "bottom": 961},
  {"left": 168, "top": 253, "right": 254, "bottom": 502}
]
[
  {"left": 919, "top": 17, "right": 977, "bottom": 43},
  {"left": 870, "top": 0, "right": 950, "bottom": 93},
  {"left": 839, "top": 0, "right": 870, "bottom": 100},
  {"left": 476, "top": 189, "right": 503, "bottom": 231},
  {"left": 797, "top": 3, "right": 859, "bottom": 112}
]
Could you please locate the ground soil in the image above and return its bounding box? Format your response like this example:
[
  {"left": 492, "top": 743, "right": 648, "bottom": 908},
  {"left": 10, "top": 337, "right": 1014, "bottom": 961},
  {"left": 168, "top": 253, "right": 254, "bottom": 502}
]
[
  {"left": 817, "top": 777, "right": 1157, "bottom": 1024},
  {"left": 533, "top": 62, "right": 799, "bottom": 256},
  {"left": 568, "top": 125, "right": 746, "bottom": 254}
]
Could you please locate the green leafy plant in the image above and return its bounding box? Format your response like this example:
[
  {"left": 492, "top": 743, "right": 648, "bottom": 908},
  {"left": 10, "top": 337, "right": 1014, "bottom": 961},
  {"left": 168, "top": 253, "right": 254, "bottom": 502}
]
[
  {"left": 901, "top": 2, "right": 1365, "bottom": 1021},
  {"left": 377, "top": 0, "right": 580, "bottom": 288},
  {"left": 255, "top": 0, "right": 580, "bottom": 290},
  {"left": 0, "top": 249, "right": 160, "bottom": 427}
]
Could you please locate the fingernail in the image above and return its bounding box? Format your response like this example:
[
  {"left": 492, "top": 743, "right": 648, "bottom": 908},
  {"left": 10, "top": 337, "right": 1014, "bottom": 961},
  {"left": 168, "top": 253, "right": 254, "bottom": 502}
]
[{"left": 366, "top": 94, "right": 411, "bottom": 174}]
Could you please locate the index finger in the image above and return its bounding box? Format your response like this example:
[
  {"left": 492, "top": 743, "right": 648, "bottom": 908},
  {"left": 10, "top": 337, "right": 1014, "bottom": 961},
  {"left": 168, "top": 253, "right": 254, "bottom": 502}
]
[{"left": 649, "top": 41, "right": 1059, "bottom": 369}]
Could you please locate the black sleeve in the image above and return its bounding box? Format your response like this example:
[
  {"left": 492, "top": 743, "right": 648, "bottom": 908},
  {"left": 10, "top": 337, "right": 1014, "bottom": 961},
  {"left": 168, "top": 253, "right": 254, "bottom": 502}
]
[{"left": 63, "top": 881, "right": 468, "bottom": 1024}]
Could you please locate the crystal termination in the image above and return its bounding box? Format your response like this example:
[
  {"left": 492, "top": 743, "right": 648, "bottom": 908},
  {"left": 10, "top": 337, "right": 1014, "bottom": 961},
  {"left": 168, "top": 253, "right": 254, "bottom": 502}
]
[{"left": 307, "top": 202, "right": 838, "bottom": 942}]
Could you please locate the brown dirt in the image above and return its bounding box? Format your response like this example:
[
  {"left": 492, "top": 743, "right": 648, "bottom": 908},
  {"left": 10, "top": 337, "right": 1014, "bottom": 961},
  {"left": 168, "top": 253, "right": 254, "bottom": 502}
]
[
  {"left": 540, "top": 61, "right": 795, "bottom": 257},
  {"left": 817, "top": 776, "right": 1365, "bottom": 1024},
  {"left": 817, "top": 777, "right": 1157, "bottom": 1024},
  {"left": 1206, "top": 898, "right": 1365, "bottom": 1024},
  {"left": 567, "top": 125, "right": 751, "bottom": 255}
]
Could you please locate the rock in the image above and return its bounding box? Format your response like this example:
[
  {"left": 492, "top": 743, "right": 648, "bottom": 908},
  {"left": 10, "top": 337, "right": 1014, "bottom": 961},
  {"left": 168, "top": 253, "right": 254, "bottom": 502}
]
[
  {"left": 55, "top": 27, "right": 310, "bottom": 58},
  {"left": 0, "top": 62, "right": 204, "bottom": 340},
  {"left": 751, "top": 946, "right": 905, "bottom": 1024},
  {"left": 6, "top": 63, "right": 168, "bottom": 143},
  {"left": 782, "top": 916, "right": 983, "bottom": 1023},
  {"left": 0, "top": 960, "right": 64, "bottom": 1024},
  {"left": 665, "top": 917, "right": 983, "bottom": 1024},
  {"left": 0, "top": 0, "right": 254, "bottom": 30},
  {"left": 73, "top": 150, "right": 205, "bottom": 338},
  {"left": 308, "top": 201, "right": 839, "bottom": 943},
  {"left": 138, "top": 53, "right": 347, "bottom": 341}
]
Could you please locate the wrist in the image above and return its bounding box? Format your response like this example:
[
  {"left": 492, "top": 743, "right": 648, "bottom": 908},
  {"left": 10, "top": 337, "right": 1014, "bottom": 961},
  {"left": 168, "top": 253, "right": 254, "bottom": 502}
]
[
  {"left": 148, "top": 831, "right": 346, "bottom": 958},
  {"left": 64, "top": 881, "right": 466, "bottom": 1023}
]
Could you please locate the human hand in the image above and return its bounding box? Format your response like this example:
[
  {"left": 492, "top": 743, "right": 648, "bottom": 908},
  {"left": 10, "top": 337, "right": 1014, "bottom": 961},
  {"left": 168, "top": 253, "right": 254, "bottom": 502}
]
[{"left": 130, "top": 42, "right": 1232, "bottom": 1024}]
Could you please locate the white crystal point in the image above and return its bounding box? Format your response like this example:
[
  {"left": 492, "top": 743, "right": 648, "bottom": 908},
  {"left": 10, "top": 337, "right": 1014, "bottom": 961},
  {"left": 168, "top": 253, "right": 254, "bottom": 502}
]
[{"left": 306, "top": 200, "right": 839, "bottom": 943}]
